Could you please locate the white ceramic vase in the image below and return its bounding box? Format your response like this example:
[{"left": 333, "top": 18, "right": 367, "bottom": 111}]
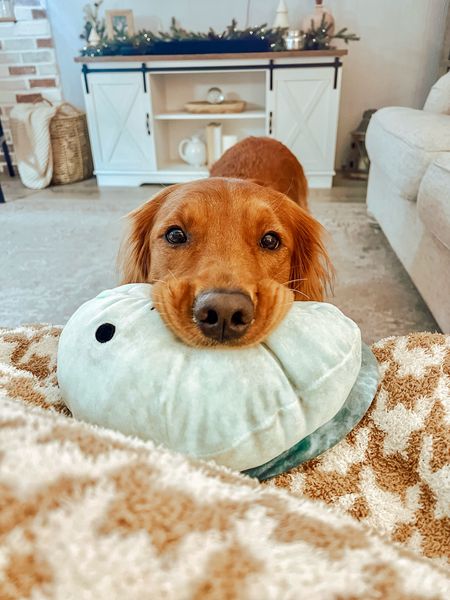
[{"left": 178, "top": 134, "right": 206, "bottom": 167}]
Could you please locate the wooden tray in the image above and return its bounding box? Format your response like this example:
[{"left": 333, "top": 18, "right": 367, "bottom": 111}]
[{"left": 184, "top": 100, "right": 246, "bottom": 114}]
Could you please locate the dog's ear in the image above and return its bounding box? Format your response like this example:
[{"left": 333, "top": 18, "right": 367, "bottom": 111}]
[
  {"left": 119, "top": 185, "right": 179, "bottom": 283},
  {"left": 283, "top": 201, "right": 334, "bottom": 301},
  {"left": 248, "top": 178, "right": 271, "bottom": 189}
]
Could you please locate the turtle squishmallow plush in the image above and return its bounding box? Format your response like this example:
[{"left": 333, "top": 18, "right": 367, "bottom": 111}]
[{"left": 57, "top": 284, "right": 379, "bottom": 479}]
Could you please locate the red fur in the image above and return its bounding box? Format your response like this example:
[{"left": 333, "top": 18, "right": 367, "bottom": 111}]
[
  {"left": 120, "top": 138, "right": 333, "bottom": 346},
  {"left": 210, "top": 136, "right": 308, "bottom": 208}
]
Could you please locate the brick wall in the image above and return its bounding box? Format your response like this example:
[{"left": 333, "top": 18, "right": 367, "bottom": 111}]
[{"left": 0, "top": 0, "right": 62, "bottom": 175}]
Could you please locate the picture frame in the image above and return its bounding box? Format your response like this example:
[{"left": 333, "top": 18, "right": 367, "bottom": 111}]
[{"left": 105, "top": 9, "right": 135, "bottom": 39}]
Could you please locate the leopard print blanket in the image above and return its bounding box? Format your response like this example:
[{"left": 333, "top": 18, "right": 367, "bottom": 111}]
[
  {"left": 0, "top": 325, "right": 449, "bottom": 599},
  {"left": 269, "top": 333, "right": 450, "bottom": 564}
]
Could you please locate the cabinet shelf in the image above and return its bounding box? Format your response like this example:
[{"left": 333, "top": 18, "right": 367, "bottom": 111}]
[
  {"left": 153, "top": 109, "right": 266, "bottom": 121},
  {"left": 158, "top": 160, "right": 209, "bottom": 174}
]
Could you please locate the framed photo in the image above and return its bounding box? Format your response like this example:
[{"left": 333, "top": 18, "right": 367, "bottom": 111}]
[{"left": 105, "top": 10, "right": 135, "bottom": 39}]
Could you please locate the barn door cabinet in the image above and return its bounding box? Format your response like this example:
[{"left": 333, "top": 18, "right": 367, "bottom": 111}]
[
  {"left": 76, "top": 50, "right": 346, "bottom": 188},
  {"left": 83, "top": 71, "right": 156, "bottom": 183}
]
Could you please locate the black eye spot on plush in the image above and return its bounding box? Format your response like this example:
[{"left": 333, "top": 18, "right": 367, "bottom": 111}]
[{"left": 95, "top": 323, "right": 116, "bottom": 343}]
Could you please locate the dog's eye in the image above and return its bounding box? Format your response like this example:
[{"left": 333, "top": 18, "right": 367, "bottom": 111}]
[
  {"left": 165, "top": 227, "right": 187, "bottom": 245},
  {"left": 260, "top": 231, "right": 281, "bottom": 250}
]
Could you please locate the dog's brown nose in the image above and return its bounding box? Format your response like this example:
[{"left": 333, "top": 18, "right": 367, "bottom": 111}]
[{"left": 193, "top": 290, "right": 254, "bottom": 342}]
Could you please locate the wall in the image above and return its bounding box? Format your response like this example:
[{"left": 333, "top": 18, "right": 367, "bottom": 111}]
[
  {"left": 0, "top": 0, "right": 62, "bottom": 174},
  {"left": 330, "top": 0, "right": 448, "bottom": 168},
  {"left": 44, "top": 0, "right": 450, "bottom": 170}
]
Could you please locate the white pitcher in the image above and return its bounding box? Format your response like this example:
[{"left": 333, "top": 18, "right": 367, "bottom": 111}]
[{"left": 178, "top": 134, "right": 206, "bottom": 167}]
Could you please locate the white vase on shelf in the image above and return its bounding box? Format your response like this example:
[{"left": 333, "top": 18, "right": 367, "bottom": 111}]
[{"left": 178, "top": 134, "right": 206, "bottom": 168}]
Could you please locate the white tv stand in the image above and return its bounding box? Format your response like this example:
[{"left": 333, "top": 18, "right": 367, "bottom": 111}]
[{"left": 76, "top": 50, "right": 347, "bottom": 188}]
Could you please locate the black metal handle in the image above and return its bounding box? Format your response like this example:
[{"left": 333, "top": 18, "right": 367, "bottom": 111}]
[
  {"left": 146, "top": 113, "right": 151, "bottom": 136},
  {"left": 269, "top": 111, "right": 273, "bottom": 135}
]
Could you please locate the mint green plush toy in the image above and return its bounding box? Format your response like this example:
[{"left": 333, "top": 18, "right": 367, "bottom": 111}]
[{"left": 57, "top": 284, "right": 379, "bottom": 479}]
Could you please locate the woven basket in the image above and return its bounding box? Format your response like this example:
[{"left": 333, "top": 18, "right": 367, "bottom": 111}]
[{"left": 49, "top": 102, "right": 93, "bottom": 185}]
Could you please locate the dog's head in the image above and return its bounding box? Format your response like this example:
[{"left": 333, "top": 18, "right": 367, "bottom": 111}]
[{"left": 120, "top": 178, "right": 333, "bottom": 347}]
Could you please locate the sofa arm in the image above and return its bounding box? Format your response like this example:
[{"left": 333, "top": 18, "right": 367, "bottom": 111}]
[
  {"left": 423, "top": 71, "right": 450, "bottom": 114},
  {"left": 366, "top": 107, "right": 450, "bottom": 201},
  {"left": 418, "top": 155, "right": 450, "bottom": 250}
]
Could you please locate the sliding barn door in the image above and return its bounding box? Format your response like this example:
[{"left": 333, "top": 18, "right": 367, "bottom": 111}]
[
  {"left": 84, "top": 72, "right": 155, "bottom": 173},
  {"left": 272, "top": 67, "right": 340, "bottom": 177}
]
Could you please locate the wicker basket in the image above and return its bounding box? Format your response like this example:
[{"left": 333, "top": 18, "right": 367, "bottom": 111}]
[{"left": 49, "top": 102, "right": 93, "bottom": 185}]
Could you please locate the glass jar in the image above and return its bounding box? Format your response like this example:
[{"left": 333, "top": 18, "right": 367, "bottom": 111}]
[{"left": 285, "top": 30, "right": 304, "bottom": 51}]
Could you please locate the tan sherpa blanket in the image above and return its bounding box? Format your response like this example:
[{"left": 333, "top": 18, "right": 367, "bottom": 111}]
[
  {"left": 0, "top": 326, "right": 449, "bottom": 599},
  {"left": 270, "top": 333, "right": 450, "bottom": 564}
]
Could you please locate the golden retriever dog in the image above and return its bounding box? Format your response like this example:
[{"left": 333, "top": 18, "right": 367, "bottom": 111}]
[{"left": 120, "top": 137, "right": 333, "bottom": 347}]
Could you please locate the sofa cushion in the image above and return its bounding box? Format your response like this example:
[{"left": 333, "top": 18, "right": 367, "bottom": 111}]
[
  {"left": 418, "top": 155, "right": 450, "bottom": 250},
  {"left": 366, "top": 107, "right": 450, "bottom": 201},
  {"left": 423, "top": 72, "right": 450, "bottom": 114}
]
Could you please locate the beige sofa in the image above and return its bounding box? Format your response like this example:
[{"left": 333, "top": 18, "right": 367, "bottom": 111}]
[{"left": 366, "top": 73, "right": 450, "bottom": 332}]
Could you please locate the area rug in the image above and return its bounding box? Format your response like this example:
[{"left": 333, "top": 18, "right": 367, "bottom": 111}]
[
  {"left": 0, "top": 325, "right": 449, "bottom": 599},
  {"left": 269, "top": 332, "right": 450, "bottom": 565},
  {"left": 0, "top": 197, "right": 438, "bottom": 343}
]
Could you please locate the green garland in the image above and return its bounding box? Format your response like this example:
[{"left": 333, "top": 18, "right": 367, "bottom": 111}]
[
  {"left": 301, "top": 14, "right": 360, "bottom": 51},
  {"left": 157, "top": 18, "right": 285, "bottom": 43},
  {"left": 81, "top": 18, "right": 288, "bottom": 57},
  {"left": 80, "top": 11, "right": 359, "bottom": 57}
]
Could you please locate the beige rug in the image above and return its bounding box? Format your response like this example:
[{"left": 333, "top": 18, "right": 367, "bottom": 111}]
[
  {"left": 0, "top": 326, "right": 449, "bottom": 599},
  {"left": 0, "top": 183, "right": 439, "bottom": 344}
]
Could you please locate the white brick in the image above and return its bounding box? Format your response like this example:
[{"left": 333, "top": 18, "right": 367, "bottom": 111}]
[
  {"left": 0, "top": 52, "right": 22, "bottom": 64},
  {"left": 0, "top": 19, "right": 50, "bottom": 37},
  {"left": 2, "top": 38, "right": 36, "bottom": 50},
  {"left": 0, "top": 22, "right": 15, "bottom": 37},
  {"left": 42, "top": 88, "right": 62, "bottom": 103},
  {"left": 21, "top": 49, "right": 54, "bottom": 63},
  {"left": 38, "top": 63, "right": 57, "bottom": 76},
  {"left": 0, "top": 91, "right": 17, "bottom": 103},
  {"left": 0, "top": 66, "right": 10, "bottom": 76},
  {"left": 13, "top": 7, "right": 34, "bottom": 21},
  {"left": 0, "top": 78, "right": 28, "bottom": 90},
  {"left": 14, "top": 0, "right": 42, "bottom": 5}
]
